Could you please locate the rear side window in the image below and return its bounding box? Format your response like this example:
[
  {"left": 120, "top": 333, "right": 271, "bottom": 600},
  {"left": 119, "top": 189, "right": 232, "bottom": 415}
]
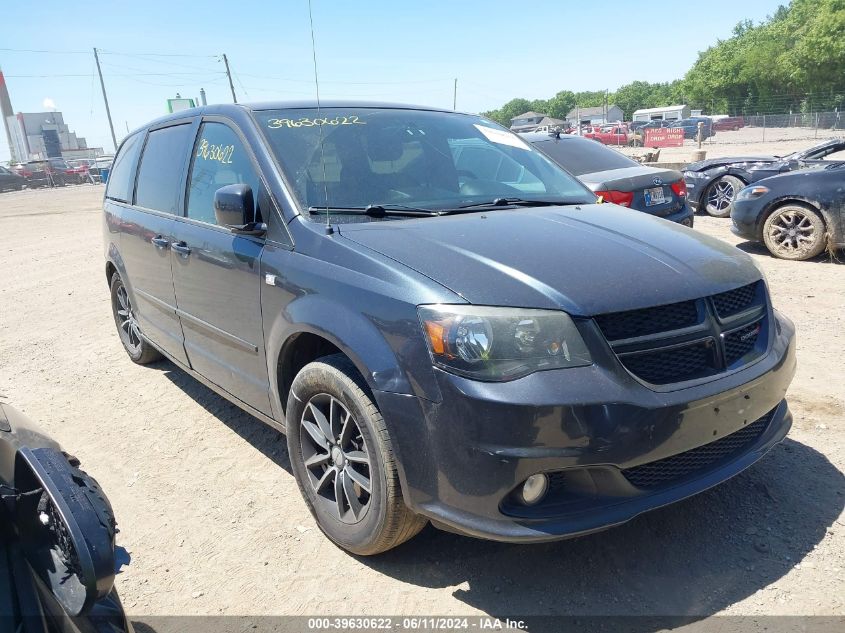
[
  {"left": 135, "top": 124, "right": 193, "bottom": 214},
  {"left": 534, "top": 138, "right": 638, "bottom": 176},
  {"left": 105, "top": 132, "right": 144, "bottom": 203}
]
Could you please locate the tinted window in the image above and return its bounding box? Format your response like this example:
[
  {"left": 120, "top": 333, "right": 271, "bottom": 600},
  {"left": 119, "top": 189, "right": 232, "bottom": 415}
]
[
  {"left": 135, "top": 124, "right": 193, "bottom": 214},
  {"left": 105, "top": 131, "right": 144, "bottom": 203},
  {"left": 533, "top": 138, "right": 638, "bottom": 176},
  {"left": 186, "top": 123, "right": 262, "bottom": 225}
]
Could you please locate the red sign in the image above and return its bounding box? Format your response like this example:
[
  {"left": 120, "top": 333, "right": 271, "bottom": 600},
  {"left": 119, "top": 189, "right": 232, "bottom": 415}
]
[{"left": 644, "top": 128, "right": 685, "bottom": 147}]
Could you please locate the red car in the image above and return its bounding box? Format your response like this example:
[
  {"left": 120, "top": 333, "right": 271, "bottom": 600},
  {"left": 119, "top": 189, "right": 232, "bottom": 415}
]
[
  {"left": 11, "top": 158, "right": 89, "bottom": 186},
  {"left": 583, "top": 124, "right": 636, "bottom": 146},
  {"left": 712, "top": 116, "right": 745, "bottom": 132}
]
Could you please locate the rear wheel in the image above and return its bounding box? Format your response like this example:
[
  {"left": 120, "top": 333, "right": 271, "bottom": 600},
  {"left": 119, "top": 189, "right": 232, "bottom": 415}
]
[
  {"left": 109, "top": 273, "right": 162, "bottom": 364},
  {"left": 704, "top": 175, "right": 744, "bottom": 217},
  {"left": 286, "top": 354, "right": 426, "bottom": 555},
  {"left": 762, "top": 204, "right": 827, "bottom": 260}
]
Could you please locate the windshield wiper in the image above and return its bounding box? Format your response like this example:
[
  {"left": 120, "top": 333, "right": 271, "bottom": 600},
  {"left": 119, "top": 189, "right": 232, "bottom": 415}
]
[
  {"left": 308, "top": 204, "right": 441, "bottom": 218},
  {"left": 450, "top": 197, "right": 579, "bottom": 211}
]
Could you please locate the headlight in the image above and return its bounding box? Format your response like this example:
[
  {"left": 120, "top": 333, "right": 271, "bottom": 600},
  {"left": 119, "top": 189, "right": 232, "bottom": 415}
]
[
  {"left": 418, "top": 305, "right": 592, "bottom": 381},
  {"left": 736, "top": 185, "right": 770, "bottom": 201}
]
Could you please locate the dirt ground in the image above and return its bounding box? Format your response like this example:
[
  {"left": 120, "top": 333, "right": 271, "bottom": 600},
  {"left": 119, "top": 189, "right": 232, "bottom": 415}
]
[{"left": 0, "top": 183, "right": 843, "bottom": 621}]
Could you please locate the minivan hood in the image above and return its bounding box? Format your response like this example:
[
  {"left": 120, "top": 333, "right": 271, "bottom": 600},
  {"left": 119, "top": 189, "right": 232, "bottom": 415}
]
[{"left": 337, "top": 204, "right": 760, "bottom": 316}]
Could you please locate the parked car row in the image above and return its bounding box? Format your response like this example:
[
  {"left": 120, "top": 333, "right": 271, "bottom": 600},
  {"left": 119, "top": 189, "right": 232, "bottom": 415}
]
[
  {"left": 683, "top": 138, "right": 845, "bottom": 260},
  {"left": 0, "top": 156, "right": 114, "bottom": 191}
]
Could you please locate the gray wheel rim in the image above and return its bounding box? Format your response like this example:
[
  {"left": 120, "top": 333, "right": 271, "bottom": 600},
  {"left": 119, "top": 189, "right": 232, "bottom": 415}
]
[
  {"left": 707, "top": 179, "right": 736, "bottom": 212},
  {"left": 300, "top": 393, "right": 372, "bottom": 524},
  {"left": 114, "top": 284, "right": 142, "bottom": 355},
  {"left": 768, "top": 209, "right": 818, "bottom": 255}
]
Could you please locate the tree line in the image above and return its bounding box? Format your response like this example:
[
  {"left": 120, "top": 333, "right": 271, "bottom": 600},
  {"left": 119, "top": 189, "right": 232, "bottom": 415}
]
[{"left": 482, "top": 0, "right": 845, "bottom": 126}]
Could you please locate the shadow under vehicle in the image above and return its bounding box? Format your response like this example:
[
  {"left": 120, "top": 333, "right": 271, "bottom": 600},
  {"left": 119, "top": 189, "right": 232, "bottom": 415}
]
[{"left": 0, "top": 400, "right": 130, "bottom": 633}]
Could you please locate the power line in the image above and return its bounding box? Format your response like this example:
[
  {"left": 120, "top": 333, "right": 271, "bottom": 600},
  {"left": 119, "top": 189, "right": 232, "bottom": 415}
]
[
  {"left": 98, "top": 49, "right": 219, "bottom": 59},
  {"left": 6, "top": 72, "right": 226, "bottom": 78},
  {"left": 0, "top": 47, "right": 89, "bottom": 54}
]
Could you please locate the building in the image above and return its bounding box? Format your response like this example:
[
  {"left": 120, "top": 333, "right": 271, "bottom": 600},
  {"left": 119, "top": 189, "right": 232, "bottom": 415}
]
[
  {"left": 509, "top": 111, "right": 547, "bottom": 132},
  {"left": 1, "top": 67, "right": 102, "bottom": 162},
  {"left": 565, "top": 104, "right": 624, "bottom": 126},
  {"left": 632, "top": 105, "right": 691, "bottom": 122},
  {"left": 0, "top": 69, "right": 18, "bottom": 162},
  {"left": 5, "top": 111, "right": 103, "bottom": 161}
]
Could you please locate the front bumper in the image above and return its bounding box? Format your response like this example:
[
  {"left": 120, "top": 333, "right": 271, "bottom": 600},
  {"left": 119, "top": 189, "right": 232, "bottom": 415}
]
[
  {"left": 731, "top": 198, "right": 767, "bottom": 241},
  {"left": 378, "top": 311, "right": 796, "bottom": 542}
]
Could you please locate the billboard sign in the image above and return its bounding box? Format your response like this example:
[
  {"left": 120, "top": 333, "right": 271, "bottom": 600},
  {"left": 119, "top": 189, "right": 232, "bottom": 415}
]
[{"left": 167, "top": 98, "right": 196, "bottom": 113}]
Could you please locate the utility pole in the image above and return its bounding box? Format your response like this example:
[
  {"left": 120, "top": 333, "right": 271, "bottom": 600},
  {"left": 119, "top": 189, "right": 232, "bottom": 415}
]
[
  {"left": 222, "top": 54, "right": 237, "bottom": 103},
  {"left": 93, "top": 48, "right": 117, "bottom": 152},
  {"left": 453, "top": 78, "right": 457, "bottom": 111}
]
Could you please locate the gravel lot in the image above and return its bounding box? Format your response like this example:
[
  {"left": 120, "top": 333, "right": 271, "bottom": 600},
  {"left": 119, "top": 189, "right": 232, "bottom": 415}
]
[
  {"left": 617, "top": 126, "right": 845, "bottom": 163},
  {"left": 0, "top": 184, "right": 843, "bottom": 622}
]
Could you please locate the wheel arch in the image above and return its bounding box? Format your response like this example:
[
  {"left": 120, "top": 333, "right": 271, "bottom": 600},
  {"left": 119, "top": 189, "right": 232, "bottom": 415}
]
[
  {"left": 104, "top": 243, "right": 128, "bottom": 288},
  {"left": 265, "top": 297, "right": 419, "bottom": 424}
]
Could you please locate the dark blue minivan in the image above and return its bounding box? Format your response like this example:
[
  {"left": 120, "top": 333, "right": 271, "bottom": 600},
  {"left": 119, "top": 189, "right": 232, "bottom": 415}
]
[{"left": 104, "top": 102, "right": 795, "bottom": 554}]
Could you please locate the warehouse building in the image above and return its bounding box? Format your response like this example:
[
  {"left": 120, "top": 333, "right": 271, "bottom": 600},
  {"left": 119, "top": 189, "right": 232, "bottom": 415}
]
[{"left": 632, "top": 105, "right": 691, "bottom": 122}]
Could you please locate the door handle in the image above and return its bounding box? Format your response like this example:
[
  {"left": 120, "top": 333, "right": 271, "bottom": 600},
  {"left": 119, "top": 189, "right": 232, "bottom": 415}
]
[
  {"left": 171, "top": 241, "right": 192, "bottom": 257},
  {"left": 151, "top": 235, "right": 169, "bottom": 250}
]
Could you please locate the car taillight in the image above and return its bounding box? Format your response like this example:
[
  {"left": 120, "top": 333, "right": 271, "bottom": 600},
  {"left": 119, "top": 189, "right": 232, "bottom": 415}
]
[
  {"left": 671, "top": 180, "right": 687, "bottom": 198},
  {"left": 596, "top": 190, "right": 634, "bottom": 207}
]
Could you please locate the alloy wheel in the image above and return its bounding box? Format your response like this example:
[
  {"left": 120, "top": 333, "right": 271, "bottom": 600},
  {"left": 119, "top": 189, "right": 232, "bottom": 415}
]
[
  {"left": 115, "top": 284, "right": 142, "bottom": 355},
  {"left": 299, "top": 393, "right": 372, "bottom": 524},
  {"left": 707, "top": 180, "right": 735, "bottom": 213},
  {"left": 767, "top": 208, "right": 818, "bottom": 256}
]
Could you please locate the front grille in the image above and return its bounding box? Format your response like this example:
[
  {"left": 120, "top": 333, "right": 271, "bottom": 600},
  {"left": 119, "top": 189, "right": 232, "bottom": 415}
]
[
  {"left": 724, "top": 320, "right": 763, "bottom": 366},
  {"left": 594, "top": 300, "right": 698, "bottom": 340},
  {"left": 594, "top": 282, "right": 768, "bottom": 386},
  {"left": 621, "top": 341, "right": 714, "bottom": 384},
  {"left": 712, "top": 282, "right": 759, "bottom": 318},
  {"left": 622, "top": 410, "right": 772, "bottom": 489}
]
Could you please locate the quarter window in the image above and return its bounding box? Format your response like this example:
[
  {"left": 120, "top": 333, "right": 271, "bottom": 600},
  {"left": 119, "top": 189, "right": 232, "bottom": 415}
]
[
  {"left": 105, "top": 131, "right": 144, "bottom": 203},
  {"left": 186, "top": 123, "right": 261, "bottom": 225},
  {"left": 135, "top": 124, "right": 193, "bottom": 214}
]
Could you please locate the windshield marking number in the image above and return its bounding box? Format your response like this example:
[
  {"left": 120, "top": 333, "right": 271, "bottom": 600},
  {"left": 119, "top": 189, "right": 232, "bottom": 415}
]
[{"left": 267, "top": 116, "right": 366, "bottom": 129}]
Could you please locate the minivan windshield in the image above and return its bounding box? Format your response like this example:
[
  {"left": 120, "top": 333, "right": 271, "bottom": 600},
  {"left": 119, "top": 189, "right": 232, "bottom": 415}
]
[{"left": 255, "top": 108, "right": 595, "bottom": 218}]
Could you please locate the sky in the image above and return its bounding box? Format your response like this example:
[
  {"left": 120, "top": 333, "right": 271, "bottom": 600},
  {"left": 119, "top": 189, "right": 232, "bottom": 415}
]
[{"left": 0, "top": 0, "right": 786, "bottom": 161}]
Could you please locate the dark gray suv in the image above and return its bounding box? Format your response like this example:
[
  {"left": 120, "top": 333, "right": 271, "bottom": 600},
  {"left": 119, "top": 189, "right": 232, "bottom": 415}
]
[{"left": 103, "top": 102, "right": 796, "bottom": 555}]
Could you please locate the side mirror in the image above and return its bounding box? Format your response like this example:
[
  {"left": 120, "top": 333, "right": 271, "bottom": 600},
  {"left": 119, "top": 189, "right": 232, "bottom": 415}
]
[
  {"left": 213, "top": 184, "right": 266, "bottom": 235},
  {"left": 12, "top": 447, "right": 116, "bottom": 616}
]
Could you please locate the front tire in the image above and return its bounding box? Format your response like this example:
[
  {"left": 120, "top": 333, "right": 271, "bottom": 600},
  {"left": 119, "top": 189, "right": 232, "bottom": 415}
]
[
  {"left": 704, "top": 175, "right": 744, "bottom": 217},
  {"left": 762, "top": 204, "right": 827, "bottom": 260},
  {"left": 109, "top": 273, "right": 162, "bottom": 364},
  {"left": 286, "top": 354, "right": 426, "bottom": 555}
]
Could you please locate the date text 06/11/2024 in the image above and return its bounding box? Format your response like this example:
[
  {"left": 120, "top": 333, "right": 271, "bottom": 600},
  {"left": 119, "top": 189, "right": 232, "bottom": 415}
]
[{"left": 306, "top": 617, "right": 528, "bottom": 630}]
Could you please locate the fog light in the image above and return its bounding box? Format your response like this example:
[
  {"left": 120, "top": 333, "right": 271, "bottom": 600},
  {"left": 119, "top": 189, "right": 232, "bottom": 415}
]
[{"left": 520, "top": 474, "right": 549, "bottom": 505}]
